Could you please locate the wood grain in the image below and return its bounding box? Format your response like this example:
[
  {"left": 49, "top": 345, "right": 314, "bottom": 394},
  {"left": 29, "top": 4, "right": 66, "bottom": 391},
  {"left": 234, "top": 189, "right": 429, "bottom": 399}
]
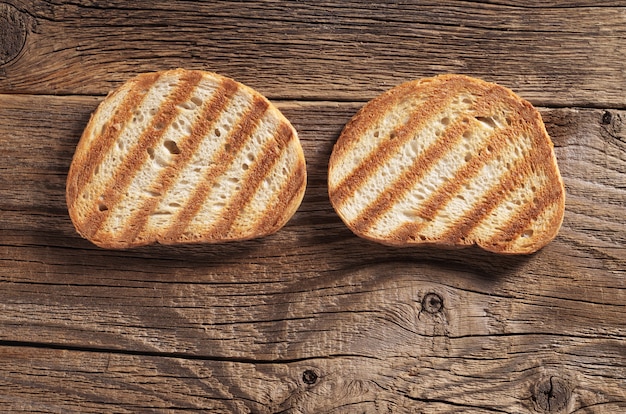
[
  {"left": 1, "top": 1, "right": 625, "bottom": 412},
  {"left": 0, "top": 94, "right": 624, "bottom": 412},
  {"left": 0, "top": 1, "right": 624, "bottom": 107}
]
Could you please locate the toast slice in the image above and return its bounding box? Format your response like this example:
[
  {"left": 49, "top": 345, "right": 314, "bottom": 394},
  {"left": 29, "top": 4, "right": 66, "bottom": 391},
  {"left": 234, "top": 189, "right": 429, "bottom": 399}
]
[
  {"left": 67, "top": 69, "right": 306, "bottom": 249},
  {"left": 328, "top": 74, "right": 565, "bottom": 254}
]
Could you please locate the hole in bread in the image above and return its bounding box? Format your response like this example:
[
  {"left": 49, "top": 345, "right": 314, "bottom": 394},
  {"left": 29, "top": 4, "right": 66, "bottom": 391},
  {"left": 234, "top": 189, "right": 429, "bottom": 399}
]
[
  {"left": 151, "top": 210, "right": 172, "bottom": 216},
  {"left": 117, "top": 140, "right": 124, "bottom": 150},
  {"left": 144, "top": 189, "right": 161, "bottom": 197},
  {"left": 215, "top": 128, "right": 222, "bottom": 137},
  {"left": 456, "top": 194, "right": 466, "bottom": 201},
  {"left": 373, "top": 130, "right": 380, "bottom": 138},
  {"left": 224, "top": 143, "right": 231, "bottom": 152},
  {"left": 247, "top": 153, "right": 255, "bottom": 162},
  {"left": 178, "top": 101, "right": 194, "bottom": 110},
  {"left": 463, "top": 131, "right": 472, "bottom": 140},
  {"left": 147, "top": 147, "right": 155, "bottom": 159},
  {"left": 191, "top": 96, "right": 203, "bottom": 106},
  {"left": 464, "top": 153, "right": 472, "bottom": 162},
  {"left": 242, "top": 163, "right": 249, "bottom": 171},
  {"left": 505, "top": 116, "right": 513, "bottom": 126},
  {"left": 163, "top": 140, "right": 181, "bottom": 155},
  {"left": 154, "top": 121, "right": 165, "bottom": 131},
  {"left": 462, "top": 97, "right": 473, "bottom": 104},
  {"left": 440, "top": 117, "right": 450, "bottom": 126},
  {"left": 149, "top": 107, "right": 158, "bottom": 116},
  {"left": 475, "top": 116, "right": 497, "bottom": 129},
  {"left": 522, "top": 229, "right": 534, "bottom": 238},
  {"left": 98, "top": 203, "right": 108, "bottom": 212},
  {"left": 389, "top": 131, "right": 397, "bottom": 140}
]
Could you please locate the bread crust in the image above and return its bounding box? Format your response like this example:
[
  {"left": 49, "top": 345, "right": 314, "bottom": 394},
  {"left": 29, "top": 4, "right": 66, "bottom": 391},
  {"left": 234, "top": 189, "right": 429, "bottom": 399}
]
[
  {"left": 328, "top": 74, "right": 565, "bottom": 254},
  {"left": 67, "top": 69, "right": 306, "bottom": 248}
]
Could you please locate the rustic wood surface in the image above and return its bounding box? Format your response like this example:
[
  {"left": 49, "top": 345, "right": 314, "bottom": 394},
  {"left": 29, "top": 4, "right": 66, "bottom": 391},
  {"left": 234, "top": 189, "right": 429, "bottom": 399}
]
[{"left": 1, "top": 1, "right": 624, "bottom": 413}]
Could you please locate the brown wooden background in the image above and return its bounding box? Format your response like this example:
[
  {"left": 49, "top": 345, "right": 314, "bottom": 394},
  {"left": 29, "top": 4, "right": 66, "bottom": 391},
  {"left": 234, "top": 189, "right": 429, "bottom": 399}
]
[{"left": 1, "top": 1, "right": 625, "bottom": 413}]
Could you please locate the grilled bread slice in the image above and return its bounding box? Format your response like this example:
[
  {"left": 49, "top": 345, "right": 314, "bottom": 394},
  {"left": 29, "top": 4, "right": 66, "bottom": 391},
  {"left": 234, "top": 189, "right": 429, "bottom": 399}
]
[
  {"left": 67, "top": 69, "right": 306, "bottom": 249},
  {"left": 328, "top": 74, "right": 565, "bottom": 254}
]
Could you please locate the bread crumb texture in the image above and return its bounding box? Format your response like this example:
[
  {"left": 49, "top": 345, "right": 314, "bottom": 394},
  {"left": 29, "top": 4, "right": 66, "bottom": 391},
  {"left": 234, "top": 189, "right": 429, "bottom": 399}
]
[
  {"left": 66, "top": 69, "right": 306, "bottom": 248},
  {"left": 328, "top": 74, "right": 565, "bottom": 254}
]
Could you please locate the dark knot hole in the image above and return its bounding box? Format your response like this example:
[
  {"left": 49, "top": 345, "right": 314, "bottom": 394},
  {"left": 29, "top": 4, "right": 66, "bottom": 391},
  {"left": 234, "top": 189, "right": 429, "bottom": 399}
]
[
  {"left": 302, "top": 369, "right": 318, "bottom": 385},
  {"left": 422, "top": 292, "right": 443, "bottom": 314}
]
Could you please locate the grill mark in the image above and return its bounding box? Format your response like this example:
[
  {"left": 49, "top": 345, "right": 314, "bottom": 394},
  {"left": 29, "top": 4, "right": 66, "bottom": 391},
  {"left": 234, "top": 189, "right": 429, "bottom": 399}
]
[
  {"left": 351, "top": 117, "right": 472, "bottom": 235},
  {"left": 81, "top": 71, "right": 204, "bottom": 241},
  {"left": 329, "top": 86, "right": 462, "bottom": 209},
  {"left": 331, "top": 81, "right": 433, "bottom": 162},
  {"left": 118, "top": 78, "right": 240, "bottom": 245},
  {"left": 252, "top": 131, "right": 306, "bottom": 236},
  {"left": 69, "top": 73, "right": 160, "bottom": 210},
  {"left": 444, "top": 130, "right": 557, "bottom": 245},
  {"left": 415, "top": 124, "right": 518, "bottom": 225},
  {"left": 486, "top": 181, "right": 563, "bottom": 248},
  {"left": 388, "top": 222, "right": 424, "bottom": 245},
  {"left": 165, "top": 97, "right": 270, "bottom": 242},
  {"left": 350, "top": 85, "right": 508, "bottom": 236},
  {"left": 437, "top": 157, "right": 534, "bottom": 244},
  {"left": 209, "top": 122, "right": 294, "bottom": 239}
]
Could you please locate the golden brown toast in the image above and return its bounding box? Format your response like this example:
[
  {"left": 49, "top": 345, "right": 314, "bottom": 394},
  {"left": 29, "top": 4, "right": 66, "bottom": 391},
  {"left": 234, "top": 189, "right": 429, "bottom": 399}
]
[
  {"left": 67, "top": 69, "right": 306, "bottom": 248},
  {"left": 328, "top": 74, "right": 565, "bottom": 254}
]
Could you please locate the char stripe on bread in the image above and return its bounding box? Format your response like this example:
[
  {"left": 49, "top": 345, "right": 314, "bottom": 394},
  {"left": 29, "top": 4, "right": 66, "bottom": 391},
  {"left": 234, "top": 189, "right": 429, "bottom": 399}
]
[
  {"left": 68, "top": 73, "right": 161, "bottom": 210},
  {"left": 328, "top": 74, "right": 565, "bottom": 254},
  {"left": 209, "top": 121, "right": 294, "bottom": 239},
  {"left": 117, "top": 77, "right": 240, "bottom": 244},
  {"left": 80, "top": 71, "right": 204, "bottom": 240},
  {"left": 256, "top": 153, "right": 307, "bottom": 233},
  {"left": 336, "top": 83, "right": 503, "bottom": 232},
  {"left": 423, "top": 155, "right": 535, "bottom": 244},
  {"left": 485, "top": 182, "right": 563, "bottom": 247},
  {"left": 163, "top": 96, "right": 270, "bottom": 242},
  {"left": 330, "top": 81, "right": 467, "bottom": 208},
  {"left": 67, "top": 69, "right": 306, "bottom": 248},
  {"left": 351, "top": 116, "right": 472, "bottom": 234}
]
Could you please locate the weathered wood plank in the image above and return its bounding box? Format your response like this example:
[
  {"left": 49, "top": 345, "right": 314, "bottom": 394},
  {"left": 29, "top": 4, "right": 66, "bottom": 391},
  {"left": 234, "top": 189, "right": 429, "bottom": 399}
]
[
  {"left": 0, "top": 96, "right": 623, "bottom": 360},
  {"left": 1, "top": 1, "right": 625, "bottom": 107},
  {"left": 0, "top": 340, "right": 624, "bottom": 413},
  {"left": 1, "top": 1, "right": 624, "bottom": 412}
]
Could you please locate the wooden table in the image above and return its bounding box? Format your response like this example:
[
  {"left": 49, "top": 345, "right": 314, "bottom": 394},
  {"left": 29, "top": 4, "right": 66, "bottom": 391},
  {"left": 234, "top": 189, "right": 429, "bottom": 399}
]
[{"left": 1, "top": 1, "right": 624, "bottom": 413}]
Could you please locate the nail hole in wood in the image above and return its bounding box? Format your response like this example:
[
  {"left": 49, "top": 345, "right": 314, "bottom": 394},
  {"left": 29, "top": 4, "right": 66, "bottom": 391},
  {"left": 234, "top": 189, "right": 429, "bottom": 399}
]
[
  {"left": 302, "top": 369, "right": 318, "bottom": 385},
  {"left": 422, "top": 292, "right": 443, "bottom": 314}
]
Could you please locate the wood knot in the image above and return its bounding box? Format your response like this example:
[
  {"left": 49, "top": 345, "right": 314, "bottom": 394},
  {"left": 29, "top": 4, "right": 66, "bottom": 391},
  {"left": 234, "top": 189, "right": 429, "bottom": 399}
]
[
  {"left": 602, "top": 111, "right": 612, "bottom": 125},
  {"left": 422, "top": 292, "right": 443, "bottom": 314},
  {"left": 302, "top": 369, "right": 318, "bottom": 385},
  {"left": 532, "top": 376, "right": 570, "bottom": 412},
  {"left": 0, "top": 3, "right": 28, "bottom": 65}
]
